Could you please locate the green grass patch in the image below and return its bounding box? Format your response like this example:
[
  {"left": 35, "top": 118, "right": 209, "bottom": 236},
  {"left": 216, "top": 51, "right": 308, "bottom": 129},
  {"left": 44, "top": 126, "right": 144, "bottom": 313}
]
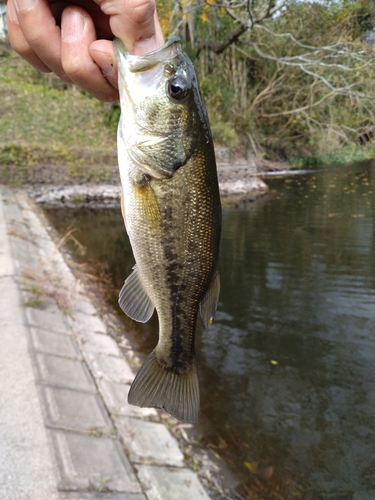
[
  {"left": 290, "top": 144, "right": 375, "bottom": 168},
  {"left": 0, "top": 42, "right": 117, "bottom": 176}
]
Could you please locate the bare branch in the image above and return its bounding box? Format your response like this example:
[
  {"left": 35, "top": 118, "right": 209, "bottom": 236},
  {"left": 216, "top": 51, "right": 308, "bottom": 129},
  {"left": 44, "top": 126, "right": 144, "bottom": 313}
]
[
  {"left": 254, "top": 22, "right": 337, "bottom": 51},
  {"left": 240, "top": 41, "right": 375, "bottom": 98},
  {"left": 254, "top": 0, "right": 289, "bottom": 24},
  {"left": 259, "top": 90, "right": 336, "bottom": 118},
  {"left": 197, "top": 24, "right": 248, "bottom": 54}
]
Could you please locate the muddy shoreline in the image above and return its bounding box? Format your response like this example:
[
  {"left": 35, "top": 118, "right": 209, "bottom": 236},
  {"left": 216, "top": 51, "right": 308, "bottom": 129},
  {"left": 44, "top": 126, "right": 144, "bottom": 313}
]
[
  {"left": 18, "top": 163, "right": 274, "bottom": 208},
  {"left": 2, "top": 148, "right": 294, "bottom": 207}
]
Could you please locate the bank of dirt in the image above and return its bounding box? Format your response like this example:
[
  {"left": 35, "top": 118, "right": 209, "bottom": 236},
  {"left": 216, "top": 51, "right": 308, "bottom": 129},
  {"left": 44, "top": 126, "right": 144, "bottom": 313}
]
[
  {"left": 23, "top": 165, "right": 271, "bottom": 208},
  {"left": 1, "top": 151, "right": 277, "bottom": 208}
]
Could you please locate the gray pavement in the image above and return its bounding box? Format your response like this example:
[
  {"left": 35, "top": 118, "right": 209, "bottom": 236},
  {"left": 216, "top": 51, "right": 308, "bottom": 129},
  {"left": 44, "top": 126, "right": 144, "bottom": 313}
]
[{"left": 0, "top": 186, "right": 211, "bottom": 500}]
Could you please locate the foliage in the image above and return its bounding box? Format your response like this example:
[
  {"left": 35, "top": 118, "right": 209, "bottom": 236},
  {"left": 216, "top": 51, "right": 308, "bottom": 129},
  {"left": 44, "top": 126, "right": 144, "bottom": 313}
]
[
  {"left": 167, "top": 0, "right": 375, "bottom": 161},
  {"left": 0, "top": 43, "right": 117, "bottom": 172},
  {"left": 291, "top": 144, "right": 375, "bottom": 168},
  {"left": 102, "top": 102, "right": 121, "bottom": 134}
]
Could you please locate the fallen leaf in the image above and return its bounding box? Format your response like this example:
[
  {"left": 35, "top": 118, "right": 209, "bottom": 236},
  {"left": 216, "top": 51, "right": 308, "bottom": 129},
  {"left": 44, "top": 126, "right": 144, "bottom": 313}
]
[
  {"left": 218, "top": 437, "right": 228, "bottom": 449},
  {"left": 263, "top": 465, "right": 274, "bottom": 480},
  {"left": 244, "top": 461, "right": 259, "bottom": 473}
]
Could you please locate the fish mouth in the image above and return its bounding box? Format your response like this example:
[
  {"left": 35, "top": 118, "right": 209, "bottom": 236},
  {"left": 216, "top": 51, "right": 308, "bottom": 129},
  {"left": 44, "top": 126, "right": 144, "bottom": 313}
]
[{"left": 115, "top": 36, "right": 181, "bottom": 73}]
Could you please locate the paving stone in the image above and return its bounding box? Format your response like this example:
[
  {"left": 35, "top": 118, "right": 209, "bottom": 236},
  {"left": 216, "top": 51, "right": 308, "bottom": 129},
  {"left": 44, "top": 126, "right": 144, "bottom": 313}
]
[
  {"left": 84, "top": 351, "right": 134, "bottom": 383},
  {"left": 36, "top": 353, "right": 96, "bottom": 392},
  {"left": 41, "top": 386, "right": 114, "bottom": 433},
  {"left": 0, "top": 211, "right": 14, "bottom": 277},
  {"left": 81, "top": 332, "right": 121, "bottom": 357},
  {"left": 12, "top": 240, "right": 39, "bottom": 269},
  {"left": 74, "top": 298, "right": 98, "bottom": 316},
  {"left": 136, "top": 465, "right": 210, "bottom": 500},
  {"left": 97, "top": 380, "right": 157, "bottom": 419},
  {"left": 69, "top": 311, "right": 107, "bottom": 337},
  {"left": 30, "top": 327, "right": 81, "bottom": 358},
  {"left": 51, "top": 430, "right": 141, "bottom": 493},
  {"left": 26, "top": 302, "right": 71, "bottom": 335},
  {"left": 117, "top": 417, "right": 184, "bottom": 467},
  {"left": 2, "top": 197, "right": 23, "bottom": 223}
]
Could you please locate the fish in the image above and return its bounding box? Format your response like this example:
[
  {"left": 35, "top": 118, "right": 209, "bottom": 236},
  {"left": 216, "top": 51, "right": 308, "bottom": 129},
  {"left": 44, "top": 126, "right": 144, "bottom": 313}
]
[{"left": 114, "top": 36, "right": 221, "bottom": 423}]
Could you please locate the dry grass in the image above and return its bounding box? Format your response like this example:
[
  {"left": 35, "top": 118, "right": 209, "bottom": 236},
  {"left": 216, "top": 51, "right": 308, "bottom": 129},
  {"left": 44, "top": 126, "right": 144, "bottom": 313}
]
[{"left": 21, "top": 227, "right": 87, "bottom": 313}]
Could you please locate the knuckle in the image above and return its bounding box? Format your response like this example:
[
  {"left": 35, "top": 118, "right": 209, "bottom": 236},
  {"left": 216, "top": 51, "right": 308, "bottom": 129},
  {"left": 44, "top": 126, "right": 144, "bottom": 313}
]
[
  {"left": 61, "top": 56, "right": 82, "bottom": 78},
  {"left": 8, "top": 31, "right": 29, "bottom": 56},
  {"left": 130, "top": 0, "right": 155, "bottom": 25}
]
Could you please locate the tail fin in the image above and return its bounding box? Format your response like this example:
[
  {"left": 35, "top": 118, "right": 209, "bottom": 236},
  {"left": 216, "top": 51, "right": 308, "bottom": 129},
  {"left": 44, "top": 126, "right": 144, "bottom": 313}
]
[{"left": 128, "top": 349, "right": 200, "bottom": 423}]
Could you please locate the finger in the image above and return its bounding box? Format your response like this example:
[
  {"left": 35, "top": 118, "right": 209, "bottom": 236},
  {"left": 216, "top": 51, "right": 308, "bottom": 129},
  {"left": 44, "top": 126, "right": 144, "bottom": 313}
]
[
  {"left": 61, "top": 7, "right": 119, "bottom": 101},
  {"left": 93, "top": 0, "right": 164, "bottom": 55},
  {"left": 13, "top": 0, "right": 69, "bottom": 80},
  {"left": 132, "top": 9, "right": 164, "bottom": 56},
  {"left": 7, "top": 0, "right": 52, "bottom": 73},
  {"left": 89, "top": 39, "right": 118, "bottom": 90}
]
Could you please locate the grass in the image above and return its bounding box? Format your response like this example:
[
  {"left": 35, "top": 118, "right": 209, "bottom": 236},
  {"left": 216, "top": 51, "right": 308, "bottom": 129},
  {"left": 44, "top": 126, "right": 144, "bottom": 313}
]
[
  {"left": 290, "top": 144, "right": 375, "bottom": 168},
  {"left": 25, "top": 296, "right": 45, "bottom": 308},
  {"left": 0, "top": 42, "right": 117, "bottom": 177},
  {"left": 315, "top": 144, "right": 375, "bottom": 166}
]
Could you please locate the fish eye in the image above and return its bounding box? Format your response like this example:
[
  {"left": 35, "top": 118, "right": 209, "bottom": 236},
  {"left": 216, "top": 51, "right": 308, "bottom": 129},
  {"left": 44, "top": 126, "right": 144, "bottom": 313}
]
[{"left": 167, "top": 77, "right": 189, "bottom": 101}]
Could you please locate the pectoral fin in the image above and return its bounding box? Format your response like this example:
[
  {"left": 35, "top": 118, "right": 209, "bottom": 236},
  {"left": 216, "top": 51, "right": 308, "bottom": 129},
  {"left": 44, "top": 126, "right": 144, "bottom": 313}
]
[
  {"left": 118, "top": 264, "right": 154, "bottom": 322},
  {"left": 199, "top": 267, "right": 220, "bottom": 328}
]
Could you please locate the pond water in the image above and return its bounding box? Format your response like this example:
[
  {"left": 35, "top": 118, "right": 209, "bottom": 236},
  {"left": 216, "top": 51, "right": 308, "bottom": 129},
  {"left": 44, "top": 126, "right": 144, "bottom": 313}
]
[{"left": 44, "top": 161, "right": 375, "bottom": 500}]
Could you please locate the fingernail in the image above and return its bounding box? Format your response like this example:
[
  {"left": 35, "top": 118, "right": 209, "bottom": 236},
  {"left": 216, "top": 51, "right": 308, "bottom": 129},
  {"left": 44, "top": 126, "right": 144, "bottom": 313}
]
[
  {"left": 133, "top": 37, "right": 158, "bottom": 56},
  {"left": 8, "top": 0, "right": 19, "bottom": 23},
  {"left": 62, "top": 10, "right": 85, "bottom": 42},
  {"left": 15, "top": 0, "right": 36, "bottom": 12}
]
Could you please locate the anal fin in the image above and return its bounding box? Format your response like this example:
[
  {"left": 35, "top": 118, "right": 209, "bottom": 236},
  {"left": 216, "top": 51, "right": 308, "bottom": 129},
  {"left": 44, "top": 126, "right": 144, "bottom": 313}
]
[{"left": 118, "top": 264, "right": 154, "bottom": 323}]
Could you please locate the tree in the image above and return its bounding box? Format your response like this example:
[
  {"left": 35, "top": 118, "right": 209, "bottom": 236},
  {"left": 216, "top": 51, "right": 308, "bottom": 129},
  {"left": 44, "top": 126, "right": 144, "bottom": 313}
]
[{"left": 162, "top": 0, "right": 375, "bottom": 161}]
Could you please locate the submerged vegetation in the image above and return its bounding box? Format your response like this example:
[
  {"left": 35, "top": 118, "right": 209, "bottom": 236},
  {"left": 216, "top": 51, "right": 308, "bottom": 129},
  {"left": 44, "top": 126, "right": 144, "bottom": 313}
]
[{"left": 1, "top": 0, "right": 375, "bottom": 171}]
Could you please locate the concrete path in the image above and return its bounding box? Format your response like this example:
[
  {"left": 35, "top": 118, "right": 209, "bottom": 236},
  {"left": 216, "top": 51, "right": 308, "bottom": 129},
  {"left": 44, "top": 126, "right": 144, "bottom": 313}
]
[{"left": 0, "top": 186, "right": 211, "bottom": 500}]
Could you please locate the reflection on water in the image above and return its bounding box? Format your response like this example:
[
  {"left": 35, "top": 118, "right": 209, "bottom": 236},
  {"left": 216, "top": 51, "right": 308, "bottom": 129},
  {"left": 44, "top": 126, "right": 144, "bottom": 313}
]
[{"left": 44, "top": 161, "right": 375, "bottom": 499}]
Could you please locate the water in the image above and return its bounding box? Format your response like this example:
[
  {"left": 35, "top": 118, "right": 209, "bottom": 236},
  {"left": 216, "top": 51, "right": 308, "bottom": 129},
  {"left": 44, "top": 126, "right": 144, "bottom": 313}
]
[{"left": 44, "top": 161, "right": 375, "bottom": 499}]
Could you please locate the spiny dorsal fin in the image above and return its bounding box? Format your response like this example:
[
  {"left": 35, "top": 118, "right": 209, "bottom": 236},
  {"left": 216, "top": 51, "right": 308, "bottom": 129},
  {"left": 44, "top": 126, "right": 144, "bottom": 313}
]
[
  {"left": 128, "top": 349, "right": 200, "bottom": 423},
  {"left": 199, "top": 267, "right": 220, "bottom": 328},
  {"left": 118, "top": 264, "right": 154, "bottom": 323}
]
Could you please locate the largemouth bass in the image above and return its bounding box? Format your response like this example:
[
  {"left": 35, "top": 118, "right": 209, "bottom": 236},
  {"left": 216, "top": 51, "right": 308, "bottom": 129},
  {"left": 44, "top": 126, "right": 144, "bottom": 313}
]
[{"left": 114, "top": 36, "right": 221, "bottom": 423}]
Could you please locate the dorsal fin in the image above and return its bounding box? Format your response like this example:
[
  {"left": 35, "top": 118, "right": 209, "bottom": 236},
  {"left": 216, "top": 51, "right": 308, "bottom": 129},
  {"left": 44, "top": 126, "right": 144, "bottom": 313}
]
[{"left": 118, "top": 265, "right": 154, "bottom": 323}]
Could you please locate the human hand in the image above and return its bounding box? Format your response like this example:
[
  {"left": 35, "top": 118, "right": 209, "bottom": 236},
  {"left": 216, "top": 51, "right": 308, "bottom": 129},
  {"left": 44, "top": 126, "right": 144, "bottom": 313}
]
[{"left": 6, "top": 0, "right": 164, "bottom": 101}]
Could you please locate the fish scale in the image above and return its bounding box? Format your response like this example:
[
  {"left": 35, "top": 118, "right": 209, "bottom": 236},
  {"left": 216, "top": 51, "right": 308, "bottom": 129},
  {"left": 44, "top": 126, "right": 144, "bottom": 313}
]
[{"left": 115, "top": 36, "right": 221, "bottom": 423}]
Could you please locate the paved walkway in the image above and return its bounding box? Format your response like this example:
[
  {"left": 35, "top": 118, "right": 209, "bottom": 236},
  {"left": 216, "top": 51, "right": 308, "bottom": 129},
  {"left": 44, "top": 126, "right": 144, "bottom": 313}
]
[{"left": 0, "top": 186, "right": 211, "bottom": 500}]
